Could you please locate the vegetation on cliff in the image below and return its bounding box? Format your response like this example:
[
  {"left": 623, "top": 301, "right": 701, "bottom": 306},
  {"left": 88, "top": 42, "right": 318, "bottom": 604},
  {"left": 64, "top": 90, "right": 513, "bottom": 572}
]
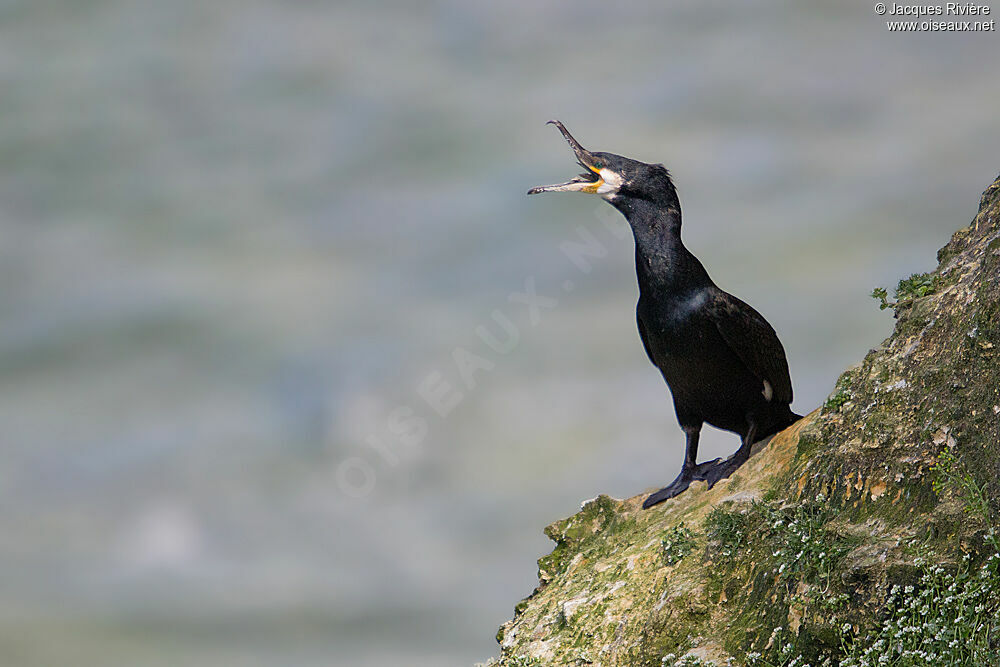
[{"left": 480, "top": 175, "right": 1000, "bottom": 667}]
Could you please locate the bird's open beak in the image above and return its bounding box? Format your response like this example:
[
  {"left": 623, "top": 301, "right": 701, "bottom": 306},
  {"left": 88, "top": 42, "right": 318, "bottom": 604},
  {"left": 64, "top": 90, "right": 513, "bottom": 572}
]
[{"left": 527, "top": 121, "right": 604, "bottom": 195}]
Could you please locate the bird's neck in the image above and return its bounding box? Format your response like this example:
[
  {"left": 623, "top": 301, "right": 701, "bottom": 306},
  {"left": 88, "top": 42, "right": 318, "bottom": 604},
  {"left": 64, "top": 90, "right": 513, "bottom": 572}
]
[{"left": 613, "top": 197, "right": 712, "bottom": 294}]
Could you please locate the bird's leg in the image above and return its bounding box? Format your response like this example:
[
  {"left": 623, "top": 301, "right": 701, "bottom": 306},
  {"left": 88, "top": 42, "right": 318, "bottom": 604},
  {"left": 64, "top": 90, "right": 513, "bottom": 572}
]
[
  {"left": 705, "top": 421, "right": 759, "bottom": 490},
  {"left": 642, "top": 427, "right": 720, "bottom": 509}
]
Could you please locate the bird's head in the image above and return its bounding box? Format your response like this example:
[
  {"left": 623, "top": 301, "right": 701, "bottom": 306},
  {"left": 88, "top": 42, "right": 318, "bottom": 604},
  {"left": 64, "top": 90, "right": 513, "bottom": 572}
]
[{"left": 527, "top": 121, "right": 675, "bottom": 206}]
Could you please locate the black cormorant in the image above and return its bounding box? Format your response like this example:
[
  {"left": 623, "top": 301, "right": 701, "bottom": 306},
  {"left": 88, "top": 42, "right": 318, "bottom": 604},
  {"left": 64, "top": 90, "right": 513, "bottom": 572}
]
[{"left": 528, "top": 121, "right": 801, "bottom": 508}]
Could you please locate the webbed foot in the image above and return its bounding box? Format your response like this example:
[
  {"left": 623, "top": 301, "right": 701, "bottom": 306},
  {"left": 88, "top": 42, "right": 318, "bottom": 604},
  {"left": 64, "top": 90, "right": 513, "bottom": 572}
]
[
  {"left": 703, "top": 452, "right": 750, "bottom": 489},
  {"left": 642, "top": 458, "right": 722, "bottom": 509}
]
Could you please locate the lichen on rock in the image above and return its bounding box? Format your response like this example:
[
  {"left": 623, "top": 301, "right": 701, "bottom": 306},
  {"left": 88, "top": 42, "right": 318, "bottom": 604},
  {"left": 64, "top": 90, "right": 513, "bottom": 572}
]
[{"left": 480, "top": 174, "right": 1000, "bottom": 667}]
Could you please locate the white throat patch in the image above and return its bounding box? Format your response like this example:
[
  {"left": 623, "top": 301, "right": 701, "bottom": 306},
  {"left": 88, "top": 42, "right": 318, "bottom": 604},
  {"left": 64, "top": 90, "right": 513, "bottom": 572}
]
[{"left": 597, "top": 168, "right": 624, "bottom": 197}]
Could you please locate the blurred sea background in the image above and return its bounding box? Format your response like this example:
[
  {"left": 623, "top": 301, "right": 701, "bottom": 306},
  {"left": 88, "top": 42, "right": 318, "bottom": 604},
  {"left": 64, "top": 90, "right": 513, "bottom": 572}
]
[{"left": 2, "top": 1, "right": 998, "bottom": 665}]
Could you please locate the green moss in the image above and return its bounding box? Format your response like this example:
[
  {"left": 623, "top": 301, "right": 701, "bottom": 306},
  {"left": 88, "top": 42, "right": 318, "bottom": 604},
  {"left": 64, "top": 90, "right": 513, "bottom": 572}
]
[
  {"left": 661, "top": 523, "right": 696, "bottom": 566},
  {"left": 823, "top": 388, "right": 851, "bottom": 413},
  {"left": 743, "top": 423, "right": 1000, "bottom": 666},
  {"left": 513, "top": 598, "right": 530, "bottom": 617},
  {"left": 932, "top": 449, "right": 999, "bottom": 550},
  {"left": 661, "top": 655, "right": 720, "bottom": 667},
  {"left": 492, "top": 656, "right": 543, "bottom": 667},
  {"left": 871, "top": 272, "right": 942, "bottom": 313},
  {"left": 705, "top": 505, "right": 752, "bottom": 558},
  {"left": 896, "top": 272, "right": 941, "bottom": 301},
  {"left": 823, "top": 370, "right": 857, "bottom": 413},
  {"left": 870, "top": 286, "right": 891, "bottom": 311},
  {"left": 634, "top": 612, "right": 706, "bottom": 667},
  {"left": 538, "top": 495, "right": 623, "bottom": 580},
  {"left": 702, "top": 498, "right": 863, "bottom": 661}
]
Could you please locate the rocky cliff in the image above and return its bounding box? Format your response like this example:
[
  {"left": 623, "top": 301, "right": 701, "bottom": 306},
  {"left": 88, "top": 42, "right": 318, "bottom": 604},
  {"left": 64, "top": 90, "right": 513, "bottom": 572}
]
[{"left": 481, "top": 175, "right": 1000, "bottom": 667}]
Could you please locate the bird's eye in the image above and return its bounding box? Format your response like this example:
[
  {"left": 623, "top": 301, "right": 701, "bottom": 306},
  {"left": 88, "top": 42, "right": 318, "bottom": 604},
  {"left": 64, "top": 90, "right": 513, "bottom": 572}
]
[{"left": 592, "top": 161, "right": 603, "bottom": 170}]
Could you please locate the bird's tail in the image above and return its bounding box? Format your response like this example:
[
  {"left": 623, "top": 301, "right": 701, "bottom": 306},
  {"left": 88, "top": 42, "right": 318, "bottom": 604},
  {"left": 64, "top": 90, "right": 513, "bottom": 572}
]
[
  {"left": 758, "top": 408, "right": 803, "bottom": 441},
  {"left": 784, "top": 409, "right": 805, "bottom": 430}
]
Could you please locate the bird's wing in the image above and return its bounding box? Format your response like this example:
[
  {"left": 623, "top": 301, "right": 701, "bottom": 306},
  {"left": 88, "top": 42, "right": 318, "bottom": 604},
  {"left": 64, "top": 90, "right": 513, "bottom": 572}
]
[
  {"left": 708, "top": 290, "right": 793, "bottom": 404},
  {"left": 636, "top": 311, "right": 657, "bottom": 365}
]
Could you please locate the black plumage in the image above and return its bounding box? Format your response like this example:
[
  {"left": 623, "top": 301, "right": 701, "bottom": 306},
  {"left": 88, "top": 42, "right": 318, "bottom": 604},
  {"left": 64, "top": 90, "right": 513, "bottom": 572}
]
[{"left": 528, "top": 121, "right": 801, "bottom": 508}]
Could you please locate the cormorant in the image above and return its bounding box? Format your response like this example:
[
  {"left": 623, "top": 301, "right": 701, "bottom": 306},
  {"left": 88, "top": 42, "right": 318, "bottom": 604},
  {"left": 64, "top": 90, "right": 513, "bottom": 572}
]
[{"left": 528, "top": 121, "right": 801, "bottom": 508}]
